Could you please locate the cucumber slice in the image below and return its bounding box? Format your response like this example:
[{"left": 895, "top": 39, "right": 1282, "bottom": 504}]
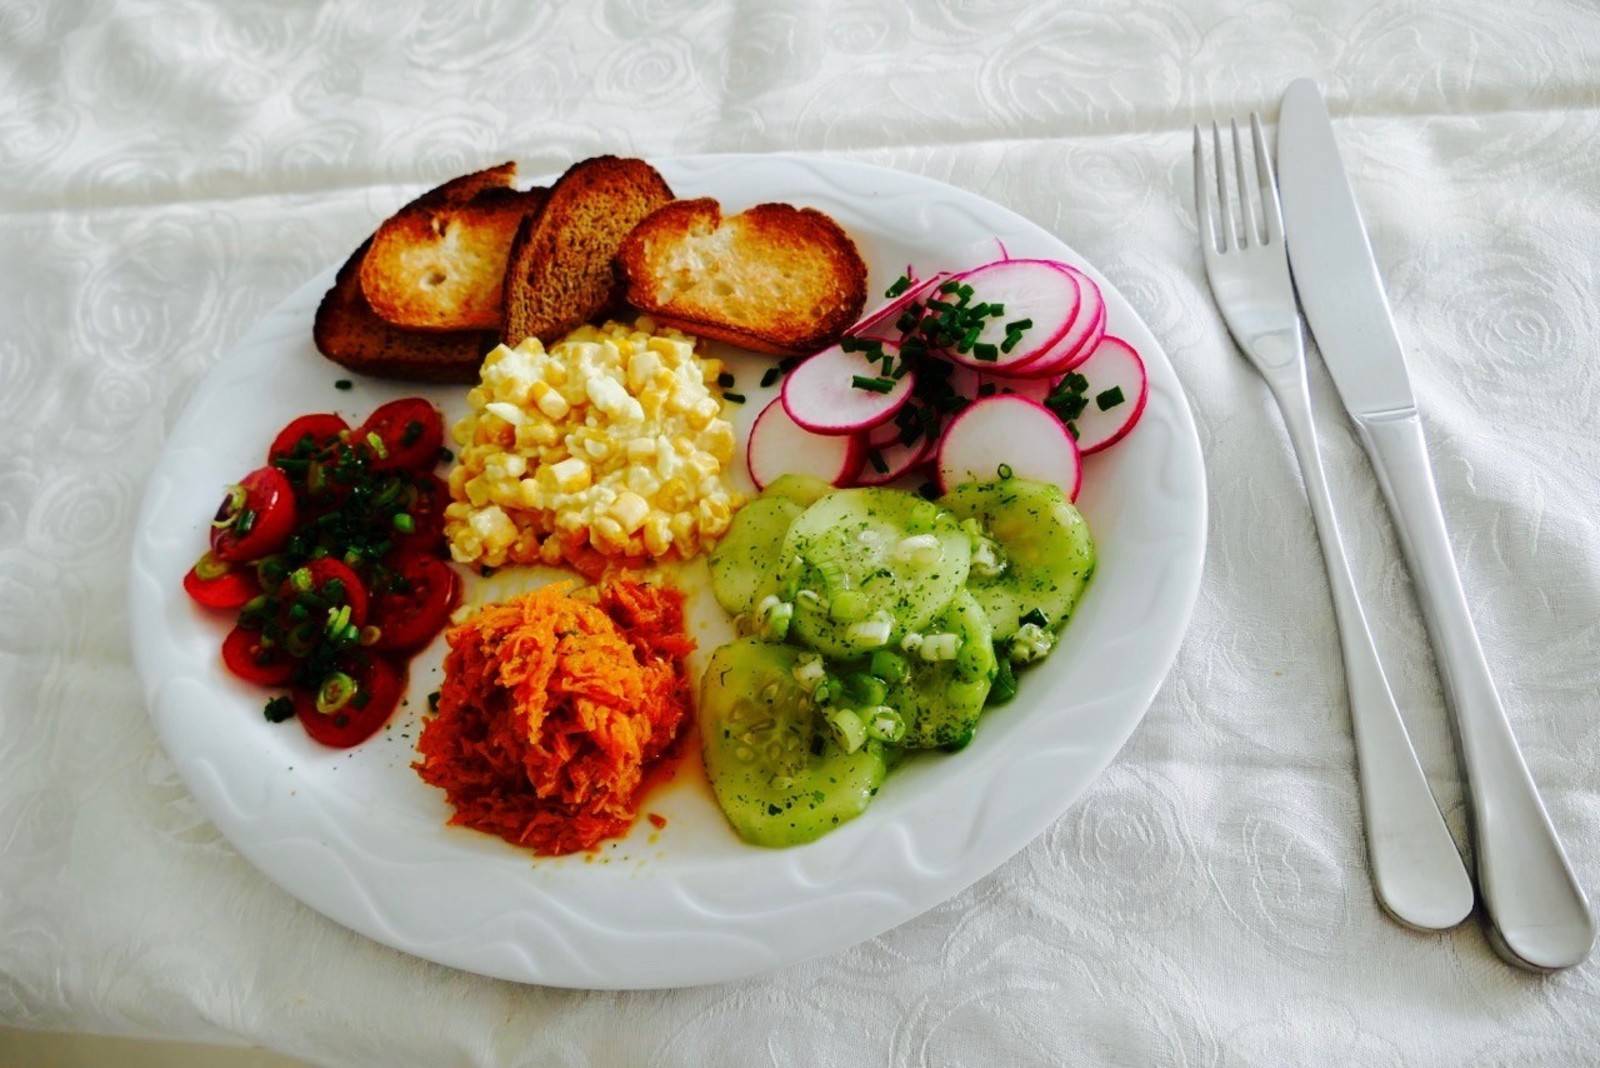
[
  {"left": 780, "top": 487, "right": 972, "bottom": 658},
  {"left": 939, "top": 478, "right": 1094, "bottom": 640},
  {"left": 709, "top": 496, "right": 803, "bottom": 616},
  {"left": 701, "top": 638, "right": 888, "bottom": 847},
  {"left": 889, "top": 588, "right": 997, "bottom": 749},
  {"left": 760, "top": 473, "right": 833, "bottom": 508}
]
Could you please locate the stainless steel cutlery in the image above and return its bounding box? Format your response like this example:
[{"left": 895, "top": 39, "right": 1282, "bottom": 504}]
[
  {"left": 1194, "top": 81, "right": 1592, "bottom": 969},
  {"left": 1194, "top": 116, "right": 1474, "bottom": 934},
  {"left": 1275, "top": 78, "right": 1592, "bottom": 971}
]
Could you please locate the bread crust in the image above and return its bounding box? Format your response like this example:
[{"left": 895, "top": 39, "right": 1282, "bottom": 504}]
[
  {"left": 315, "top": 237, "right": 492, "bottom": 383},
  {"left": 617, "top": 199, "right": 867, "bottom": 356},
  {"left": 500, "top": 155, "right": 674, "bottom": 347}
]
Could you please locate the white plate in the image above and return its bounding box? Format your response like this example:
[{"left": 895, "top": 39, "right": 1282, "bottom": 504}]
[{"left": 128, "top": 155, "right": 1205, "bottom": 989}]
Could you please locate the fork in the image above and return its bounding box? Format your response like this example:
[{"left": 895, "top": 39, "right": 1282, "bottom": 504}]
[{"left": 1194, "top": 117, "right": 1474, "bottom": 931}]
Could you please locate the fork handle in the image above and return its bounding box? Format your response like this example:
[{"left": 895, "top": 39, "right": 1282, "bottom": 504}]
[
  {"left": 1353, "top": 410, "right": 1593, "bottom": 969},
  {"left": 1262, "top": 365, "right": 1474, "bottom": 931}
]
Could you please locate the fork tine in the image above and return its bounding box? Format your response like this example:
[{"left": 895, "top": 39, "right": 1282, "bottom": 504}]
[
  {"left": 1250, "top": 113, "right": 1283, "bottom": 245},
  {"left": 1230, "top": 118, "right": 1257, "bottom": 248},
  {"left": 1210, "top": 122, "right": 1234, "bottom": 252},
  {"left": 1192, "top": 126, "right": 1216, "bottom": 253}
]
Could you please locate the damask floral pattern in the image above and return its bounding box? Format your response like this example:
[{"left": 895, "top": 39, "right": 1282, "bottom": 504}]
[{"left": 3, "top": 0, "right": 1599, "bottom": 1063}]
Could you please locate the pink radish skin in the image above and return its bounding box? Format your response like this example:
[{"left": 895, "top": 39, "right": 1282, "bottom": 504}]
[
  {"left": 941, "top": 260, "right": 1080, "bottom": 373},
  {"left": 747, "top": 398, "right": 864, "bottom": 490},
  {"left": 781, "top": 339, "right": 913, "bottom": 435},
  {"left": 855, "top": 431, "right": 936, "bottom": 487},
  {"left": 1070, "top": 336, "right": 1148, "bottom": 455},
  {"left": 852, "top": 272, "right": 951, "bottom": 342},
  {"left": 936, "top": 394, "right": 1083, "bottom": 501},
  {"left": 1008, "top": 266, "right": 1106, "bottom": 378}
]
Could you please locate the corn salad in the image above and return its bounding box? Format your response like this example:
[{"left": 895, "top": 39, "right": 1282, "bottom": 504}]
[{"left": 444, "top": 318, "right": 743, "bottom": 567}]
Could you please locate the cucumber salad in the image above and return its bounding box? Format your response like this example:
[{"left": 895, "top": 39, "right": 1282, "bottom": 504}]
[{"left": 704, "top": 472, "right": 1094, "bottom": 847}]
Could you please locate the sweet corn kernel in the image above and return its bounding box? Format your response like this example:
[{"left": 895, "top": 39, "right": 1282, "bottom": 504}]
[{"left": 611, "top": 491, "right": 650, "bottom": 534}]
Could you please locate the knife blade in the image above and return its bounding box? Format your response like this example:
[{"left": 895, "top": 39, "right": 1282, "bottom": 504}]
[
  {"left": 1276, "top": 77, "right": 1594, "bottom": 972},
  {"left": 1276, "top": 80, "right": 1416, "bottom": 418}
]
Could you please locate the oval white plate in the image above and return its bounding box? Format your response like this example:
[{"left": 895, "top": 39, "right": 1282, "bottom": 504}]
[{"left": 128, "top": 155, "right": 1205, "bottom": 989}]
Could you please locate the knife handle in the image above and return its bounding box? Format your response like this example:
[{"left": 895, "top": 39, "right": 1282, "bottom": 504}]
[
  {"left": 1263, "top": 366, "right": 1472, "bottom": 931},
  {"left": 1354, "top": 408, "right": 1594, "bottom": 970}
]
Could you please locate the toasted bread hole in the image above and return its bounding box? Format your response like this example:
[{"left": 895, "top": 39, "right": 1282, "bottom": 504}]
[
  {"left": 424, "top": 269, "right": 447, "bottom": 287},
  {"left": 431, "top": 216, "right": 447, "bottom": 237}
]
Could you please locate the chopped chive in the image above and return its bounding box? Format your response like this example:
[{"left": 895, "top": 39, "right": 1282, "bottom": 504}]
[
  {"left": 988, "top": 303, "right": 1004, "bottom": 316},
  {"left": 723, "top": 391, "right": 746, "bottom": 404},
  {"left": 867, "top": 449, "right": 889, "bottom": 474},
  {"left": 968, "top": 302, "right": 990, "bottom": 319},
  {"left": 777, "top": 356, "right": 802, "bottom": 372},
  {"left": 956, "top": 283, "right": 974, "bottom": 301},
  {"left": 717, "top": 372, "right": 735, "bottom": 388},
  {"left": 957, "top": 325, "right": 981, "bottom": 353},
  {"left": 884, "top": 274, "right": 912, "bottom": 298},
  {"left": 978, "top": 382, "right": 997, "bottom": 397},
  {"left": 263, "top": 696, "right": 295, "bottom": 722},
  {"left": 889, "top": 357, "right": 910, "bottom": 380},
  {"left": 917, "top": 480, "right": 940, "bottom": 500},
  {"left": 234, "top": 508, "right": 257, "bottom": 536},
  {"left": 760, "top": 367, "right": 782, "bottom": 388},
  {"left": 972, "top": 342, "right": 998, "bottom": 362},
  {"left": 1095, "top": 386, "right": 1126, "bottom": 410},
  {"left": 840, "top": 337, "right": 874, "bottom": 353},
  {"left": 1000, "top": 333, "right": 1021, "bottom": 354},
  {"left": 938, "top": 280, "right": 961, "bottom": 294},
  {"left": 334, "top": 379, "right": 353, "bottom": 391},
  {"left": 850, "top": 375, "right": 895, "bottom": 394},
  {"left": 1005, "top": 318, "right": 1033, "bottom": 333}
]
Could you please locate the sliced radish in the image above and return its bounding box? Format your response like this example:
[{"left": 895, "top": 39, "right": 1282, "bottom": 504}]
[
  {"left": 940, "top": 260, "right": 1080, "bottom": 373},
  {"left": 781, "top": 339, "right": 912, "bottom": 435},
  {"left": 936, "top": 394, "right": 1082, "bottom": 501},
  {"left": 852, "top": 272, "right": 951, "bottom": 342},
  {"left": 855, "top": 431, "right": 935, "bottom": 487},
  {"left": 1008, "top": 266, "right": 1106, "bottom": 378},
  {"left": 866, "top": 419, "right": 903, "bottom": 448},
  {"left": 1069, "top": 335, "right": 1148, "bottom": 454},
  {"left": 748, "top": 398, "right": 864, "bottom": 489},
  {"left": 945, "top": 363, "right": 1057, "bottom": 405}
]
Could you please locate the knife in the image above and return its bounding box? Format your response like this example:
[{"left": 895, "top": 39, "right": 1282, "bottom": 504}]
[{"left": 1276, "top": 78, "right": 1593, "bottom": 971}]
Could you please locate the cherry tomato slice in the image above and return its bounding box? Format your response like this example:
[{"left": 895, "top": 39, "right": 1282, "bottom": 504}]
[
  {"left": 371, "top": 554, "right": 459, "bottom": 652},
  {"left": 221, "top": 625, "right": 296, "bottom": 686},
  {"left": 359, "top": 398, "right": 443, "bottom": 473},
  {"left": 295, "top": 655, "right": 405, "bottom": 748},
  {"left": 210, "top": 467, "right": 297, "bottom": 562},
  {"left": 280, "top": 558, "right": 369, "bottom": 627},
  {"left": 392, "top": 474, "right": 449, "bottom": 555},
  {"left": 267, "top": 413, "right": 349, "bottom": 465},
  {"left": 183, "top": 557, "right": 259, "bottom": 610}
]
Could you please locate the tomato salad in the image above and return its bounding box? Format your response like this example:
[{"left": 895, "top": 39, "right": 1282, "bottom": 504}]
[{"left": 183, "top": 398, "right": 459, "bottom": 747}]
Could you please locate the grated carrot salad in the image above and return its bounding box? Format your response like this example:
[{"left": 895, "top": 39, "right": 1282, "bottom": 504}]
[{"left": 413, "top": 579, "right": 693, "bottom": 855}]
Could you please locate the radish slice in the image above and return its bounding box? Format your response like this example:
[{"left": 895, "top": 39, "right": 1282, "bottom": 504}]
[
  {"left": 865, "top": 419, "right": 903, "bottom": 448},
  {"left": 936, "top": 395, "right": 1082, "bottom": 501},
  {"left": 1008, "top": 266, "right": 1106, "bottom": 378},
  {"left": 1070, "top": 336, "right": 1148, "bottom": 454},
  {"left": 941, "top": 260, "right": 1080, "bottom": 373},
  {"left": 945, "top": 363, "right": 1058, "bottom": 405},
  {"left": 855, "top": 431, "right": 935, "bottom": 486},
  {"left": 852, "top": 272, "right": 951, "bottom": 342},
  {"left": 747, "top": 398, "right": 864, "bottom": 490},
  {"left": 781, "top": 339, "right": 912, "bottom": 435}
]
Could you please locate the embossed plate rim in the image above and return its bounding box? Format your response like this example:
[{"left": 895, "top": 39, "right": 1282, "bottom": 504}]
[{"left": 128, "top": 154, "right": 1206, "bottom": 988}]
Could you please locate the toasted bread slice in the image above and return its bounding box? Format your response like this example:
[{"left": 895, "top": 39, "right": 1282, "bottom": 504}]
[
  {"left": 617, "top": 199, "right": 868, "bottom": 356},
  {"left": 358, "top": 163, "right": 546, "bottom": 332},
  {"left": 501, "top": 156, "right": 674, "bottom": 346},
  {"left": 315, "top": 238, "right": 492, "bottom": 383}
]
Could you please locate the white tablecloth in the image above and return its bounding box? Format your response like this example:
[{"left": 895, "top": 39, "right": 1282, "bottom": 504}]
[{"left": 5, "top": 1, "right": 1600, "bottom": 1063}]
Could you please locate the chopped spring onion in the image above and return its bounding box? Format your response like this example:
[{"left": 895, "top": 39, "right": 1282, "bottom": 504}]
[
  {"left": 192, "top": 551, "right": 231, "bottom": 581},
  {"left": 365, "top": 431, "right": 388, "bottom": 459},
  {"left": 314, "top": 672, "right": 358, "bottom": 715},
  {"left": 884, "top": 274, "right": 912, "bottom": 298},
  {"left": 263, "top": 696, "right": 295, "bottom": 722},
  {"left": 392, "top": 512, "right": 415, "bottom": 533},
  {"left": 334, "top": 379, "right": 353, "bottom": 391},
  {"left": 760, "top": 367, "right": 781, "bottom": 388},
  {"left": 1095, "top": 386, "right": 1126, "bottom": 411},
  {"left": 850, "top": 375, "right": 895, "bottom": 394},
  {"left": 723, "top": 392, "right": 746, "bottom": 404}
]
